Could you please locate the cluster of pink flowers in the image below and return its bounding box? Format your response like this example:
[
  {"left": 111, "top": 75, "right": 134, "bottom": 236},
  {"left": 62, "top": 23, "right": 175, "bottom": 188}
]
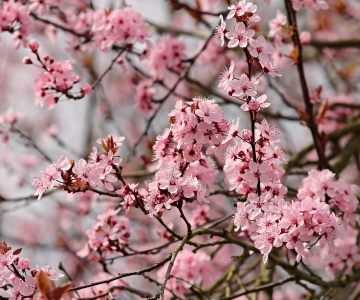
[
  {"left": 68, "top": 6, "right": 150, "bottom": 52},
  {"left": 217, "top": 0, "right": 278, "bottom": 70},
  {"left": 157, "top": 249, "right": 213, "bottom": 299},
  {"left": 319, "top": 227, "right": 360, "bottom": 277},
  {"left": 118, "top": 183, "right": 139, "bottom": 214},
  {"left": 217, "top": 6, "right": 280, "bottom": 104},
  {"left": 228, "top": 124, "right": 348, "bottom": 262},
  {"left": 146, "top": 36, "right": 187, "bottom": 80},
  {"left": 24, "top": 40, "right": 93, "bottom": 109},
  {"left": 31, "top": 155, "right": 72, "bottom": 200},
  {"left": 233, "top": 167, "right": 357, "bottom": 264},
  {"left": 141, "top": 97, "right": 229, "bottom": 216},
  {"left": 85, "top": 209, "right": 131, "bottom": 256},
  {"left": 0, "top": 242, "right": 63, "bottom": 299},
  {"left": 212, "top": 0, "right": 356, "bottom": 265},
  {"left": 0, "top": 0, "right": 33, "bottom": 49},
  {"left": 298, "top": 169, "right": 358, "bottom": 225},
  {"left": 224, "top": 119, "right": 285, "bottom": 195},
  {"left": 32, "top": 134, "right": 124, "bottom": 199},
  {"left": 268, "top": 10, "right": 287, "bottom": 51}
]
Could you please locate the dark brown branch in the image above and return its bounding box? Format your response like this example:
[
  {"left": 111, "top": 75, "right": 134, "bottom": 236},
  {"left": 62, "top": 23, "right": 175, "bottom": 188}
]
[{"left": 284, "top": 0, "right": 328, "bottom": 170}]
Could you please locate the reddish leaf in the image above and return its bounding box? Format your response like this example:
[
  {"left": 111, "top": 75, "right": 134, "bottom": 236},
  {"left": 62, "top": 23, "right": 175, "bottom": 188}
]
[
  {"left": 13, "top": 248, "right": 22, "bottom": 255},
  {"left": 52, "top": 282, "right": 73, "bottom": 300},
  {"left": 36, "top": 270, "right": 55, "bottom": 300}
]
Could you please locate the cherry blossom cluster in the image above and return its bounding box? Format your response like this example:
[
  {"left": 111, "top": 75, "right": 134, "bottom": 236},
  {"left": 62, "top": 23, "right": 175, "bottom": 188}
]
[
  {"left": 157, "top": 249, "right": 213, "bottom": 299},
  {"left": 0, "top": 241, "right": 63, "bottom": 299},
  {"left": 224, "top": 119, "right": 286, "bottom": 196},
  {"left": 0, "top": 108, "right": 23, "bottom": 145},
  {"left": 0, "top": 0, "right": 33, "bottom": 49},
  {"left": 319, "top": 227, "right": 360, "bottom": 278},
  {"left": 83, "top": 209, "right": 131, "bottom": 257},
  {"left": 68, "top": 6, "right": 150, "bottom": 52},
  {"left": 216, "top": 5, "right": 280, "bottom": 105},
  {"left": 268, "top": 10, "right": 288, "bottom": 51},
  {"left": 229, "top": 129, "right": 348, "bottom": 263},
  {"left": 32, "top": 134, "right": 124, "bottom": 199},
  {"left": 267, "top": 8, "right": 311, "bottom": 52},
  {"left": 146, "top": 36, "right": 187, "bottom": 80},
  {"left": 141, "top": 97, "right": 229, "bottom": 216},
  {"left": 23, "top": 40, "right": 93, "bottom": 109},
  {"left": 217, "top": 2, "right": 273, "bottom": 61},
  {"left": 213, "top": 0, "right": 357, "bottom": 265},
  {"left": 297, "top": 169, "right": 358, "bottom": 225}
]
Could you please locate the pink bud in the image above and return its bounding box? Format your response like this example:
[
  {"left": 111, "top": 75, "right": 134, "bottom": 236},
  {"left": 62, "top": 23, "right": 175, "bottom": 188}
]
[
  {"left": 22, "top": 57, "right": 32, "bottom": 64},
  {"left": 241, "top": 129, "right": 252, "bottom": 141},
  {"left": 81, "top": 83, "right": 93, "bottom": 95},
  {"left": 248, "top": 99, "right": 260, "bottom": 111},
  {"left": 300, "top": 31, "right": 311, "bottom": 45},
  {"left": 43, "top": 54, "right": 50, "bottom": 61},
  {"left": 27, "top": 39, "right": 39, "bottom": 52},
  {"left": 18, "top": 258, "right": 30, "bottom": 270},
  {"left": 116, "top": 56, "right": 124, "bottom": 65}
]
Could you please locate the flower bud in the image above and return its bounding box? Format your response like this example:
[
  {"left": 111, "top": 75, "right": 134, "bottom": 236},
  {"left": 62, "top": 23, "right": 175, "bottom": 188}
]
[
  {"left": 81, "top": 83, "right": 93, "bottom": 95},
  {"left": 300, "top": 31, "right": 311, "bottom": 45},
  {"left": 22, "top": 57, "right": 32, "bottom": 64},
  {"left": 27, "top": 39, "right": 39, "bottom": 52},
  {"left": 241, "top": 129, "right": 252, "bottom": 141}
]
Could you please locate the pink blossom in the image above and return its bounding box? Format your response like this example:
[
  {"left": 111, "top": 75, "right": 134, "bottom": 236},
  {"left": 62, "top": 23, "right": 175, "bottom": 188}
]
[
  {"left": 36, "top": 264, "right": 64, "bottom": 281},
  {"left": 268, "top": 10, "right": 287, "bottom": 37},
  {"left": 81, "top": 83, "right": 93, "bottom": 95},
  {"left": 232, "top": 74, "right": 257, "bottom": 97},
  {"left": 86, "top": 209, "right": 131, "bottom": 254},
  {"left": 222, "top": 118, "right": 240, "bottom": 144},
  {"left": 218, "top": 60, "right": 235, "bottom": 90},
  {"left": 300, "top": 31, "right": 312, "bottom": 45},
  {"left": 17, "top": 258, "right": 30, "bottom": 270},
  {"left": 214, "top": 15, "right": 227, "bottom": 46},
  {"left": 260, "top": 60, "right": 282, "bottom": 77},
  {"left": 249, "top": 36, "right": 275, "bottom": 63},
  {"left": 225, "top": 23, "right": 255, "bottom": 48},
  {"left": 227, "top": 0, "right": 252, "bottom": 19},
  {"left": 241, "top": 94, "right": 270, "bottom": 112},
  {"left": 195, "top": 99, "right": 223, "bottom": 124},
  {"left": 0, "top": 1, "right": 33, "bottom": 49},
  {"left": 183, "top": 143, "right": 202, "bottom": 162}
]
